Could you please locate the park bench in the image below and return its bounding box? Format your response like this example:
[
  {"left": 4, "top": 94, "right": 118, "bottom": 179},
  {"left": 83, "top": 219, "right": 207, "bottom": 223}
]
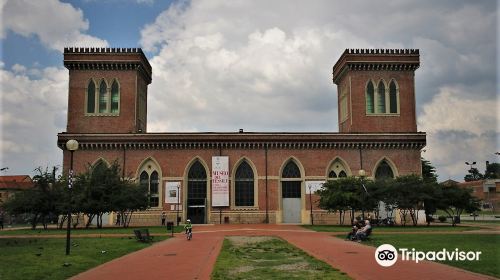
[{"left": 133, "top": 229, "right": 153, "bottom": 242}]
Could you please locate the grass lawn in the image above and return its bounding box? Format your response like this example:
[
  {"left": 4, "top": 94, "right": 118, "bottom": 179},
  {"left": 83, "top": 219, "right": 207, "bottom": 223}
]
[
  {"left": 212, "top": 236, "right": 350, "bottom": 280},
  {"left": 0, "top": 236, "right": 167, "bottom": 280},
  {"left": 0, "top": 225, "right": 185, "bottom": 235},
  {"left": 302, "top": 225, "right": 481, "bottom": 232},
  {"left": 362, "top": 234, "right": 500, "bottom": 278}
]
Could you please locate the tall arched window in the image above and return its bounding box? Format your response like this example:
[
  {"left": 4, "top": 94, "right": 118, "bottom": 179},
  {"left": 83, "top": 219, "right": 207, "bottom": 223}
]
[
  {"left": 282, "top": 161, "right": 301, "bottom": 198},
  {"left": 235, "top": 161, "right": 254, "bottom": 206},
  {"left": 366, "top": 81, "right": 375, "bottom": 114},
  {"left": 98, "top": 80, "right": 107, "bottom": 113},
  {"left": 389, "top": 80, "right": 398, "bottom": 113},
  {"left": 139, "top": 170, "right": 159, "bottom": 207},
  {"left": 87, "top": 80, "right": 95, "bottom": 114},
  {"left": 187, "top": 161, "right": 207, "bottom": 224},
  {"left": 111, "top": 80, "right": 119, "bottom": 114},
  {"left": 377, "top": 81, "right": 386, "bottom": 113},
  {"left": 375, "top": 160, "right": 394, "bottom": 180}
]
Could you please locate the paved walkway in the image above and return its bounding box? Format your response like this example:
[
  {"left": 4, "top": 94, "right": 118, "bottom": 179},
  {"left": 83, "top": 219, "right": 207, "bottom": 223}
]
[{"left": 68, "top": 224, "right": 496, "bottom": 280}]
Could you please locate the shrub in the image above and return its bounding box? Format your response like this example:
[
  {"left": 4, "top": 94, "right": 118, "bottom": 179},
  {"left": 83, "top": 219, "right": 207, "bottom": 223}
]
[{"left": 438, "top": 216, "right": 447, "bottom": 222}]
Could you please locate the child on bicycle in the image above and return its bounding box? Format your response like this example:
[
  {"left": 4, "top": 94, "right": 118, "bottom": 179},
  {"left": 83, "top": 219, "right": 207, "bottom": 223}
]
[{"left": 184, "top": 219, "right": 192, "bottom": 235}]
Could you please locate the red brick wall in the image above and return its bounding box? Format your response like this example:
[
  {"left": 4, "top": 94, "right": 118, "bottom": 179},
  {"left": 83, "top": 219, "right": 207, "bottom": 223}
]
[{"left": 338, "top": 70, "right": 417, "bottom": 133}]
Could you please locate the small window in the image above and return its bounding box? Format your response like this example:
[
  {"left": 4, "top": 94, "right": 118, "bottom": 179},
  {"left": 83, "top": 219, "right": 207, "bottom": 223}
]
[
  {"left": 99, "top": 80, "right": 107, "bottom": 113},
  {"left": 366, "top": 81, "right": 374, "bottom": 114},
  {"left": 389, "top": 81, "right": 398, "bottom": 113},
  {"left": 377, "top": 81, "right": 386, "bottom": 113},
  {"left": 87, "top": 80, "right": 95, "bottom": 113},
  {"left": 111, "top": 80, "right": 119, "bottom": 114},
  {"left": 328, "top": 170, "right": 337, "bottom": 178}
]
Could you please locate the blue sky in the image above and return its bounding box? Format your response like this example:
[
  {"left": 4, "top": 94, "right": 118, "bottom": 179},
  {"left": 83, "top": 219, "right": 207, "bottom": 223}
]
[{"left": 0, "top": 0, "right": 498, "bottom": 181}]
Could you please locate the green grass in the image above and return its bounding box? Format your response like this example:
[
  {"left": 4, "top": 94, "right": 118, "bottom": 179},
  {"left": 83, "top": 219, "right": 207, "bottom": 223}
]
[
  {"left": 0, "top": 236, "right": 167, "bottom": 280},
  {"left": 460, "top": 220, "right": 500, "bottom": 225},
  {"left": 0, "top": 226, "right": 185, "bottom": 235},
  {"left": 362, "top": 234, "right": 500, "bottom": 278},
  {"left": 302, "top": 225, "right": 481, "bottom": 232},
  {"left": 211, "top": 236, "right": 350, "bottom": 280}
]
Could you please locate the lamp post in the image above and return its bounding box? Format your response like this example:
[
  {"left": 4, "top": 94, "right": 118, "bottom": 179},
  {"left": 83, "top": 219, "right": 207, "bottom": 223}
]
[
  {"left": 176, "top": 184, "right": 180, "bottom": 226},
  {"left": 309, "top": 184, "right": 314, "bottom": 225},
  {"left": 66, "top": 139, "right": 78, "bottom": 255}
]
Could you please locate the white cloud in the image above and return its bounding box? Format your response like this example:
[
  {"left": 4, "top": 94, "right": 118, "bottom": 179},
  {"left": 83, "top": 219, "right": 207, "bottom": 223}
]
[
  {"left": 1, "top": 0, "right": 108, "bottom": 51},
  {"left": 0, "top": 65, "right": 68, "bottom": 174}
]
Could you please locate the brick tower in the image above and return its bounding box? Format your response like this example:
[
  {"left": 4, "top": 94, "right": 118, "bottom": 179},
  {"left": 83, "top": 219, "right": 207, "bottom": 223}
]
[
  {"left": 63, "top": 47, "right": 152, "bottom": 134},
  {"left": 332, "top": 49, "right": 420, "bottom": 133}
]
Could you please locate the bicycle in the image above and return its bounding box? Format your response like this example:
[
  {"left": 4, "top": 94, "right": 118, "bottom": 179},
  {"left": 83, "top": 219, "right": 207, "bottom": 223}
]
[{"left": 186, "top": 228, "right": 192, "bottom": 240}]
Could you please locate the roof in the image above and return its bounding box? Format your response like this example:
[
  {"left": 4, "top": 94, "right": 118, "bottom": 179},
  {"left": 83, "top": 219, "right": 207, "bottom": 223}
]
[{"left": 0, "top": 175, "right": 34, "bottom": 190}]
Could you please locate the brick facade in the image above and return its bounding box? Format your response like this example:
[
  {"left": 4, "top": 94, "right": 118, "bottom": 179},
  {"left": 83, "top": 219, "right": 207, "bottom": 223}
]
[{"left": 58, "top": 48, "right": 426, "bottom": 225}]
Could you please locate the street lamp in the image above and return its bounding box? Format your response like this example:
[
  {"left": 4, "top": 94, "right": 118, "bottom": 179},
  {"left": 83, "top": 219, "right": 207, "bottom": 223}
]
[
  {"left": 176, "top": 184, "right": 180, "bottom": 226},
  {"left": 309, "top": 184, "right": 314, "bottom": 225},
  {"left": 65, "top": 139, "right": 78, "bottom": 255}
]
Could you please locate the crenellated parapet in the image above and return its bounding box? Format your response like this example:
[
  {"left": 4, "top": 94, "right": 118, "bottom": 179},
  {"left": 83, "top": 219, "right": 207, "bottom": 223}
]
[
  {"left": 332, "top": 48, "right": 420, "bottom": 84},
  {"left": 63, "top": 47, "right": 152, "bottom": 84}
]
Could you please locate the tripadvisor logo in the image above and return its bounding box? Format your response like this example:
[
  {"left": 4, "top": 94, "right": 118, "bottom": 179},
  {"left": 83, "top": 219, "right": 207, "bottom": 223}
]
[{"left": 374, "top": 244, "right": 482, "bottom": 267}]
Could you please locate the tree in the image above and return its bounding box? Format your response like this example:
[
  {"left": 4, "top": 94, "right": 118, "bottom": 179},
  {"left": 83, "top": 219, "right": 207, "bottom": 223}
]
[
  {"left": 484, "top": 163, "right": 500, "bottom": 179},
  {"left": 4, "top": 167, "right": 64, "bottom": 229},
  {"left": 74, "top": 161, "right": 148, "bottom": 228},
  {"left": 421, "top": 158, "right": 438, "bottom": 183},
  {"left": 436, "top": 183, "right": 481, "bottom": 226},
  {"left": 464, "top": 167, "right": 484, "bottom": 182},
  {"left": 317, "top": 177, "right": 379, "bottom": 225}
]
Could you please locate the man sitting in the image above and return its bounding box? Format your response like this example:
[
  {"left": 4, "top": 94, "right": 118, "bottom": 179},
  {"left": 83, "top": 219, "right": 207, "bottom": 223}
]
[{"left": 354, "top": 220, "right": 371, "bottom": 241}]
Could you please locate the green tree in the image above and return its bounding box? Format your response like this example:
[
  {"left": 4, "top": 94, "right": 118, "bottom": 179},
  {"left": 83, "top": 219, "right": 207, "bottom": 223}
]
[
  {"left": 464, "top": 167, "right": 484, "bottom": 182},
  {"left": 437, "top": 183, "right": 481, "bottom": 226},
  {"left": 484, "top": 163, "right": 500, "bottom": 179},
  {"left": 421, "top": 158, "right": 438, "bottom": 183}
]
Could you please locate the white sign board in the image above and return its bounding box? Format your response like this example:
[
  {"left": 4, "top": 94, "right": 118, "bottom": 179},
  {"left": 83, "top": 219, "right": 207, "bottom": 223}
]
[
  {"left": 212, "top": 156, "right": 229, "bottom": 206},
  {"left": 305, "top": 181, "right": 325, "bottom": 194},
  {"left": 165, "top": 181, "right": 181, "bottom": 204}
]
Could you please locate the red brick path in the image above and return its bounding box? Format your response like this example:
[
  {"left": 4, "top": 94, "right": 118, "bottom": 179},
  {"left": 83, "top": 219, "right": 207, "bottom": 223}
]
[{"left": 71, "top": 224, "right": 496, "bottom": 280}]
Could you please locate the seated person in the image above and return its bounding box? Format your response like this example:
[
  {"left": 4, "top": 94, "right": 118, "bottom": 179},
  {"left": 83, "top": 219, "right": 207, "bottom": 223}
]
[
  {"left": 354, "top": 220, "right": 371, "bottom": 241},
  {"left": 346, "top": 217, "right": 364, "bottom": 240}
]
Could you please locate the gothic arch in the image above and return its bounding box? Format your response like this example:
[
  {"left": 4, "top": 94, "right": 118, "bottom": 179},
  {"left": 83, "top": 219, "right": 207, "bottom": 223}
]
[
  {"left": 231, "top": 157, "right": 258, "bottom": 208},
  {"left": 372, "top": 157, "right": 399, "bottom": 179},
  {"left": 326, "top": 156, "right": 352, "bottom": 178}
]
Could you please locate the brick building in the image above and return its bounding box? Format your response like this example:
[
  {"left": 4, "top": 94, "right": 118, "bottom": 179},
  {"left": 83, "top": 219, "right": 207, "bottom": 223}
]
[
  {"left": 0, "top": 175, "right": 34, "bottom": 207},
  {"left": 57, "top": 48, "right": 426, "bottom": 225}
]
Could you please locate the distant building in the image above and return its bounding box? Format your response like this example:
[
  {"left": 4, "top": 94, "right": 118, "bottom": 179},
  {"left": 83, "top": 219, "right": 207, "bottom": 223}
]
[
  {"left": 458, "top": 179, "right": 500, "bottom": 211},
  {"left": 0, "top": 175, "right": 34, "bottom": 207},
  {"left": 58, "top": 48, "right": 426, "bottom": 225}
]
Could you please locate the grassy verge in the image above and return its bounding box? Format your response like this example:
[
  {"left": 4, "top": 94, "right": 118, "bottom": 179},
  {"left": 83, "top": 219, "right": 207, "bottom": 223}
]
[
  {"left": 0, "top": 236, "right": 167, "bottom": 280},
  {"left": 211, "top": 236, "right": 350, "bottom": 280},
  {"left": 0, "top": 226, "right": 185, "bottom": 235},
  {"left": 302, "top": 225, "right": 481, "bottom": 232},
  {"left": 361, "top": 234, "right": 499, "bottom": 278}
]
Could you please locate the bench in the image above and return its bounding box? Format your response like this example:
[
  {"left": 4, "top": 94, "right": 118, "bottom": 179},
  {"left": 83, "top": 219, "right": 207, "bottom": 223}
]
[{"left": 133, "top": 229, "right": 153, "bottom": 242}]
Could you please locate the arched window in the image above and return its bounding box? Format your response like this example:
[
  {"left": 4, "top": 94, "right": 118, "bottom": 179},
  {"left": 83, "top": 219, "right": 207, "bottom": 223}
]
[
  {"left": 187, "top": 161, "right": 207, "bottom": 224},
  {"left": 98, "top": 80, "right": 107, "bottom": 113},
  {"left": 389, "top": 80, "right": 398, "bottom": 113},
  {"left": 87, "top": 80, "right": 95, "bottom": 114},
  {"left": 366, "top": 81, "right": 375, "bottom": 114},
  {"left": 328, "top": 159, "right": 348, "bottom": 180},
  {"left": 235, "top": 161, "right": 254, "bottom": 206},
  {"left": 282, "top": 161, "right": 301, "bottom": 198},
  {"left": 377, "top": 81, "right": 386, "bottom": 113},
  {"left": 375, "top": 160, "right": 394, "bottom": 180},
  {"left": 150, "top": 171, "right": 159, "bottom": 207},
  {"left": 111, "top": 80, "right": 119, "bottom": 114},
  {"left": 138, "top": 170, "right": 159, "bottom": 207},
  {"left": 282, "top": 161, "right": 301, "bottom": 178}
]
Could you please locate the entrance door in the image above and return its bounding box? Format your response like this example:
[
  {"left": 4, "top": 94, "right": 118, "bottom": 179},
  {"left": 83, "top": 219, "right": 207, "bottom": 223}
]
[
  {"left": 187, "top": 161, "right": 207, "bottom": 224},
  {"left": 282, "top": 181, "right": 302, "bottom": 223}
]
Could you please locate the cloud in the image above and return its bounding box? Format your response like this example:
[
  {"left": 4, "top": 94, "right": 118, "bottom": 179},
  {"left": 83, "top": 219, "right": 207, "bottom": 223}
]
[
  {"left": 0, "top": 65, "right": 68, "bottom": 174},
  {"left": 1, "top": 0, "right": 108, "bottom": 51},
  {"left": 418, "top": 85, "right": 499, "bottom": 180},
  {"left": 140, "top": 0, "right": 497, "bottom": 181}
]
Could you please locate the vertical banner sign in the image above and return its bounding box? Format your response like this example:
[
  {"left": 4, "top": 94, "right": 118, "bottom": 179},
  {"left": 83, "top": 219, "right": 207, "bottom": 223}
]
[
  {"left": 165, "top": 181, "right": 181, "bottom": 204},
  {"left": 212, "top": 156, "right": 229, "bottom": 206}
]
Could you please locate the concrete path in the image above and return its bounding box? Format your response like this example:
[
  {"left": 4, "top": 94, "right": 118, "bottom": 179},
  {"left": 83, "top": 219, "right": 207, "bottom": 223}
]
[{"left": 70, "top": 224, "right": 495, "bottom": 280}]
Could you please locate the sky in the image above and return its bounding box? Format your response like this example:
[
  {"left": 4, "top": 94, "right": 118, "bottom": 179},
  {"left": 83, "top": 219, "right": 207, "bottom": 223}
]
[{"left": 0, "top": 0, "right": 498, "bottom": 181}]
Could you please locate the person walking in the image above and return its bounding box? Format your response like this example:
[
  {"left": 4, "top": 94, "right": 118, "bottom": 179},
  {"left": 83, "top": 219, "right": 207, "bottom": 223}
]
[{"left": 161, "top": 211, "right": 166, "bottom": 226}]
